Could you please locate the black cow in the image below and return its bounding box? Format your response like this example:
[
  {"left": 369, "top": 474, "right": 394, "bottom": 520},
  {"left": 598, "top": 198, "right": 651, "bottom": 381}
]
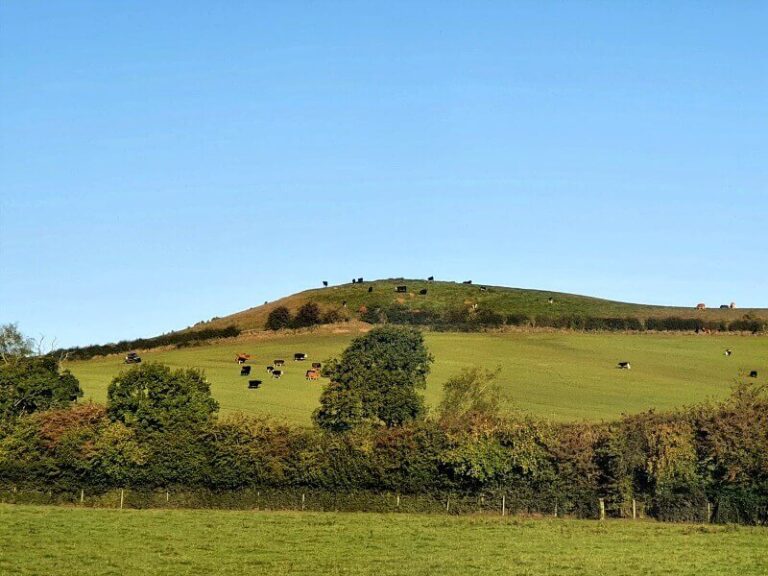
[
  {"left": 358, "top": 277, "right": 363, "bottom": 283},
  {"left": 479, "top": 286, "right": 488, "bottom": 292},
  {"left": 274, "top": 359, "right": 285, "bottom": 367},
  {"left": 724, "top": 349, "right": 733, "bottom": 357},
  {"left": 352, "top": 278, "right": 356, "bottom": 284},
  {"left": 323, "top": 281, "right": 328, "bottom": 287},
  {"left": 427, "top": 276, "right": 434, "bottom": 281},
  {"left": 266, "top": 365, "right": 274, "bottom": 373},
  {"left": 272, "top": 370, "right": 283, "bottom": 379},
  {"left": 368, "top": 286, "right": 373, "bottom": 293},
  {"left": 396, "top": 286, "right": 407, "bottom": 293},
  {"left": 240, "top": 366, "right": 252, "bottom": 376},
  {"left": 463, "top": 280, "right": 472, "bottom": 285},
  {"left": 248, "top": 380, "right": 262, "bottom": 389},
  {"left": 720, "top": 304, "right": 730, "bottom": 309},
  {"left": 419, "top": 288, "right": 428, "bottom": 295},
  {"left": 749, "top": 370, "right": 758, "bottom": 378},
  {"left": 311, "top": 362, "right": 322, "bottom": 369},
  {"left": 548, "top": 297, "right": 554, "bottom": 304},
  {"left": 125, "top": 352, "right": 142, "bottom": 364},
  {"left": 294, "top": 353, "right": 307, "bottom": 361},
  {"left": 342, "top": 300, "right": 347, "bottom": 308},
  {"left": 617, "top": 361, "right": 631, "bottom": 370}
]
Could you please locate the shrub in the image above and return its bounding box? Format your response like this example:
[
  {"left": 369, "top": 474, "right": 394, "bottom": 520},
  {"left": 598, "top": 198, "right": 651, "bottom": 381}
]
[{"left": 265, "top": 307, "right": 292, "bottom": 331}]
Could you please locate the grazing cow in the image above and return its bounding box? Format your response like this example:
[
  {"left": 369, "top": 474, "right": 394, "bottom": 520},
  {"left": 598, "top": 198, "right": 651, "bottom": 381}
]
[
  {"left": 352, "top": 279, "right": 357, "bottom": 284},
  {"left": 240, "top": 366, "right": 252, "bottom": 376},
  {"left": 696, "top": 303, "right": 706, "bottom": 310},
  {"left": 548, "top": 297, "right": 554, "bottom": 305},
  {"left": 427, "top": 276, "right": 434, "bottom": 281},
  {"left": 294, "top": 353, "right": 307, "bottom": 361},
  {"left": 368, "top": 286, "right": 373, "bottom": 293},
  {"left": 248, "top": 380, "right": 262, "bottom": 389},
  {"left": 419, "top": 288, "right": 428, "bottom": 295},
  {"left": 463, "top": 280, "right": 473, "bottom": 285},
  {"left": 305, "top": 370, "right": 319, "bottom": 381},
  {"left": 396, "top": 285, "right": 407, "bottom": 293},
  {"left": 272, "top": 370, "right": 283, "bottom": 379},
  {"left": 124, "top": 352, "right": 142, "bottom": 364},
  {"left": 266, "top": 365, "right": 274, "bottom": 373},
  {"left": 720, "top": 305, "right": 730, "bottom": 309},
  {"left": 749, "top": 370, "right": 758, "bottom": 378},
  {"left": 358, "top": 277, "right": 363, "bottom": 283},
  {"left": 274, "top": 359, "right": 285, "bottom": 367},
  {"left": 342, "top": 300, "right": 348, "bottom": 308},
  {"left": 323, "top": 281, "right": 328, "bottom": 287},
  {"left": 311, "top": 362, "right": 322, "bottom": 370},
  {"left": 236, "top": 353, "right": 250, "bottom": 364},
  {"left": 617, "top": 361, "right": 631, "bottom": 370},
  {"left": 730, "top": 302, "right": 736, "bottom": 309},
  {"left": 479, "top": 286, "right": 488, "bottom": 292},
  {"left": 724, "top": 349, "right": 733, "bottom": 356}
]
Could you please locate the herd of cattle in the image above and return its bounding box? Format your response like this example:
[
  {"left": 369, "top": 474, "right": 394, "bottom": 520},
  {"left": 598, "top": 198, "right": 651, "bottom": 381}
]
[
  {"left": 235, "top": 352, "right": 321, "bottom": 390},
  {"left": 616, "top": 349, "right": 759, "bottom": 378}
]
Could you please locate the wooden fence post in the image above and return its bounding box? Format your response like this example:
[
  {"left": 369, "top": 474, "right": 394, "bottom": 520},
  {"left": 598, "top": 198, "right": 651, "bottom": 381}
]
[
  {"left": 632, "top": 499, "right": 637, "bottom": 520},
  {"left": 396, "top": 494, "right": 400, "bottom": 508},
  {"left": 554, "top": 502, "right": 558, "bottom": 518},
  {"left": 120, "top": 489, "right": 124, "bottom": 510},
  {"left": 446, "top": 497, "right": 450, "bottom": 512},
  {"left": 166, "top": 489, "right": 169, "bottom": 504},
  {"left": 301, "top": 493, "right": 305, "bottom": 511},
  {"left": 80, "top": 489, "right": 84, "bottom": 505},
  {"left": 502, "top": 494, "right": 506, "bottom": 517},
  {"left": 599, "top": 498, "right": 605, "bottom": 521},
  {"left": 707, "top": 502, "right": 712, "bottom": 524}
]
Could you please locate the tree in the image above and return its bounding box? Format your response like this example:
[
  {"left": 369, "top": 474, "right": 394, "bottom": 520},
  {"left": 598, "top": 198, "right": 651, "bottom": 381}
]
[
  {"left": 0, "top": 355, "right": 83, "bottom": 419},
  {"left": 0, "top": 323, "right": 34, "bottom": 363},
  {"left": 106, "top": 363, "right": 218, "bottom": 433},
  {"left": 438, "top": 366, "right": 502, "bottom": 426},
  {"left": 313, "top": 326, "right": 433, "bottom": 431},
  {"left": 292, "top": 302, "right": 321, "bottom": 329},
  {"left": 265, "top": 306, "right": 292, "bottom": 331}
]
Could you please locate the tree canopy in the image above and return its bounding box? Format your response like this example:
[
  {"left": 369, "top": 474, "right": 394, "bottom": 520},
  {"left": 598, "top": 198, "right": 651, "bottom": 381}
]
[
  {"left": 313, "top": 326, "right": 433, "bottom": 431},
  {"left": 0, "top": 355, "right": 82, "bottom": 419}
]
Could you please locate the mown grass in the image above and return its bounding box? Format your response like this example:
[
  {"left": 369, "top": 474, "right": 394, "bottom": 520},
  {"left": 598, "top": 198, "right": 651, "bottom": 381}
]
[
  {"left": 65, "top": 331, "right": 768, "bottom": 425},
  {"left": 0, "top": 505, "right": 765, "bottom": 576}
]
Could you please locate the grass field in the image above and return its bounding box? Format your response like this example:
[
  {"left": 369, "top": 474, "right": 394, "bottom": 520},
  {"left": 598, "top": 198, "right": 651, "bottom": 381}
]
[
  {"left": 0, "top": 505, "right": 766, "bottom": 576},
  {"left": 65, "top": 330, "right": 768, "bottom": 425}
]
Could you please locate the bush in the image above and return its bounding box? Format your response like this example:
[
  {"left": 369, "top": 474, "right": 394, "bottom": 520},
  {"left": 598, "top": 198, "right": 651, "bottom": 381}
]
[
  {"left": 265, "top": 307, "right": 292, "bottom": 331},
  {"left": 291, "top": 302, "right": 322, "bottom": 329}
]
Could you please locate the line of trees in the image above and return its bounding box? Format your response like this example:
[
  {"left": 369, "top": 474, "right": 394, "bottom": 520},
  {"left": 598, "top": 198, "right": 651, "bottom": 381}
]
[
  {"left": 265, "top": 303, "right": 346, "bottom": 331},
  {"left": 1, "top": 325, "right": 766, "bottom": 523}
]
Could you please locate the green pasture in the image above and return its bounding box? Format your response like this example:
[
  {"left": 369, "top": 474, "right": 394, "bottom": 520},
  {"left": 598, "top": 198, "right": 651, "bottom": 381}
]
[
  {"left": 66, "top": 332, "right": 768, "bottom": 425},
  {"left": 0, "top": 505, "right": 766, "bottom": 576}
]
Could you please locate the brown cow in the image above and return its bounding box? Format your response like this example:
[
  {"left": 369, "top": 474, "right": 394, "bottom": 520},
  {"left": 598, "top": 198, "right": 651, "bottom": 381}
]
[{"left": 305, "top": 370, "right": 319, "bottom": 381}]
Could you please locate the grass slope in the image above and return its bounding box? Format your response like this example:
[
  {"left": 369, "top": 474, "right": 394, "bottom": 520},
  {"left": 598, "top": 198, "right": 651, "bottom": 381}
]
[
  {"left": 66, "top": 331, "right": 768, "bottom": 425},
  {"left": 195, "top": 279, "right": 766, "bottom": 333},
  {"left": 1, "top": 505, "right": 766, "bottom": 576}
]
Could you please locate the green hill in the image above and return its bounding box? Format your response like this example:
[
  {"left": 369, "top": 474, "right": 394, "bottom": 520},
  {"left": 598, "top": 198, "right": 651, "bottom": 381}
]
[{"left": 196, "top": 278, "right": 765, "bottom": 334}]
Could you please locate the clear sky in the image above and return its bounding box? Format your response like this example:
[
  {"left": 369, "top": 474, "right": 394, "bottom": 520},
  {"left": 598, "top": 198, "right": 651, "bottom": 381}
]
[{"left": 1, "top": 1, "right": 766, "bottom": 348}]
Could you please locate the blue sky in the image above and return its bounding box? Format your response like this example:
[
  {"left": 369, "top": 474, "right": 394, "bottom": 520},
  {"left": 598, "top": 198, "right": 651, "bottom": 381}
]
[{"left": 1, "top": 1, "right": 766, "bottom": 347}]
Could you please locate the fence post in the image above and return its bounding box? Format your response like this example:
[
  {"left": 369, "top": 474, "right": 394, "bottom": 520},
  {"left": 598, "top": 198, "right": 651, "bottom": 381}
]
[
  {"left": 707, "top": 502, "right": 712, "bottom": 524},
  {"left": 396, "top": 494, "right": 400, "bottom": 509},
  {"left": 166, "top": 489, "right": 169, "bottom": 504},
  {"left": 502, "top": 494, "right": 506, "bottom": 517},
  {"left": 301, "top": 493, "right": 305, "bottom": 511},
  {"left": 446, "top": 497, "right": 450, "bottom": 512},
  {"left": 599, "top": 498, "right": 605, "bottom": 521},
  {"left": 554, "top": 502, "right": 558, "bottom": 518},
  {"left": 120, "top": 489, "right": 124, "bottom": 510},
  {"left": 632, "top": 499, "right": 636, "bottom": 520},
  {"left": 80, "top": 489, "right": 84, "bottom": 505}
]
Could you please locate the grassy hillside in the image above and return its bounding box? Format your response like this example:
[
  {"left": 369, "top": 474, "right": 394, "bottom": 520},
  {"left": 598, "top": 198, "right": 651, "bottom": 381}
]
[
  {"left": 194, "top": 279, "right": 766, "bottom": 333},
  {"left": 66, "top": 330, "right": 767, "bottom": 425},
  {"left": 2, "top": 505, "right": 766, "bottom": 576}
]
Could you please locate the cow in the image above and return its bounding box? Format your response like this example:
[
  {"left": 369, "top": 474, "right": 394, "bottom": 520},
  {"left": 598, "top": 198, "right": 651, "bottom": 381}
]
[
  {"left": 368, "top": 286, "right": 373, "bottom": 293},
  {"left": 548, "top": 297, "right": 554, "bottom": 305},
  {"left": 240, "top": 366, "right": 252, "bottom": 376},
  {"left": 720, "top": 305, "right": 730, "bottom": 309},
  {"left": 427, "top": 276, "right": 434, "bottom": 281},
  {"left": 248, "top": 380, "right": 262, "bottom": 389},
  {"left": 463, "top": 280, "right": 472, "bottom": 285},
  {"left": 479, "top": 286, "right": 488, "bottom": 292},
  {"left": 696, "top": 303, "right": 706, "bottom": 310},
  {"left": 236, "top": 353, "right": 250, "bottom": 364},
  {"left": 311, "top": 362, "right": 322, "bottom": 370},
  {"left": 272, "top": 370, "right": 283, "bottom": 379},
  {"left": 730, "top": 302, "right": 736, "bottom": 309},
  {"left": 724, "top": 349, "right": 733, "bottom": 357},
  {"left": 749, "top": 370, "right": 758, "bottom": 378},
  {"left": 617, "top": 361, "right": 631, "bottom": 370},
  {"left": 358, "top": 277, "right": 363, "bottom": 283},
  {"left": 352, "top": 278, "right": 357, "bottom": 284},
  {"left": 266, "top": 365, "right": 274, "bottom": 373},
  {"left": 124, "top": 352, "right": 142, "bottom": 364},
  {"left": 396, "top": 286, "right": 407, "bottom": 293},
  {"left": 274, "top": 359, "right": 285, "bottom": 367},
  {"left": 323, "top": 281, "right": 328, "bottom": 287},
  {"left": 294, "top": 353, "right": 307, "bottom": 361},
  {"left": 342, "top": 300, "right": 348, "bottom": 308},
  {"left": 305, "top": 370, "right": 319, "bottom": 381},
  {"left": 419, "top": 288, "right": 428, "bottom": 295}
]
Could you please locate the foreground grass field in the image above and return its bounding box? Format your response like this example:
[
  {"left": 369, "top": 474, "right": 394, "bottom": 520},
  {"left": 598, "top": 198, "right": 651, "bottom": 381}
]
[
  {"left": 0, "top": 505, "right": 766, "bottom": 576},
  {"left": 66, "top": 331, "right": 767, "bottom": 424}
]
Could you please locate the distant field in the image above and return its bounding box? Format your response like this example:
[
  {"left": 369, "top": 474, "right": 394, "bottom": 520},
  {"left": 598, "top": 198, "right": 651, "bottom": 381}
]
[
  {"left": 66, "top": 331, "right": 768, "bottom": 425},
  {"left": 0, "top": 505, "right": 766, "bottom": 576}
]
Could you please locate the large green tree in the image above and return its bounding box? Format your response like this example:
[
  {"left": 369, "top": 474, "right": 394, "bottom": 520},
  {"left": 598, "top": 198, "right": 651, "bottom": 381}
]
[
  {"left": 0, "top": 356, "right": 83, "bottom": 419},
  {"left": 107, "top": 363, "right": 218, "bottom": 433},
  {"left": 313, "top": 326, "right": 433, "bottom": 431}
]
